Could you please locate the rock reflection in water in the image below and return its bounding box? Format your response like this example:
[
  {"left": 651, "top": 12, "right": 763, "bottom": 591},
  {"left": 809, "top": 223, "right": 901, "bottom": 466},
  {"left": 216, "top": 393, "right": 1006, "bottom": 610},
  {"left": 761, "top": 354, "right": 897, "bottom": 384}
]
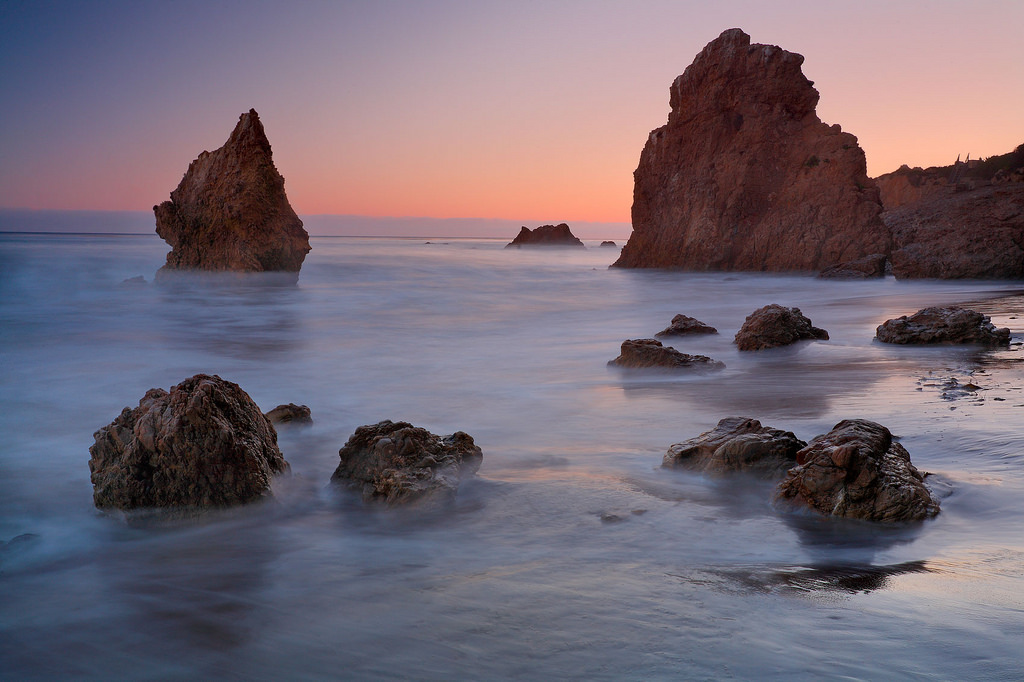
[{"left": 694, "top": 560, "right": 932, "bottom": 596}]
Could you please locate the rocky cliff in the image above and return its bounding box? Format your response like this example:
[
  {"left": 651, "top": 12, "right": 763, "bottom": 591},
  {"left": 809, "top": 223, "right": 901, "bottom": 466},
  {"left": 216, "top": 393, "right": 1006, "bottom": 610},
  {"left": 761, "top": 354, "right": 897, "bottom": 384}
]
[
  {"left": 877, "top": 144, "right": 1024, "bottom": 279},
  {"left": 154, "top": 109, "right": 310, "bottom": 272},
  {"left": 613, "top": 29, "right": 889, "bottom": 271}
]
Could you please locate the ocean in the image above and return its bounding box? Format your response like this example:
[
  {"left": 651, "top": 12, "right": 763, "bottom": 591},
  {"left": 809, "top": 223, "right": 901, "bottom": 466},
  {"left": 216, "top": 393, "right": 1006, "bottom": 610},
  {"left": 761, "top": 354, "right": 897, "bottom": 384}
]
[{"left": 2, "top": 232, "right": 1023, "bottom": 679}]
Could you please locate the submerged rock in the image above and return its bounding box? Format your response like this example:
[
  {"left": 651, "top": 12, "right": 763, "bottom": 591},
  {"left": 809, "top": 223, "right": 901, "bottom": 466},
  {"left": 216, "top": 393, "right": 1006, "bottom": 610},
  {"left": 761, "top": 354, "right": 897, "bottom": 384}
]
[
  {"left": 505, "top": 223, "right": 585, "bottom": 248},
  {"left": 818, "top": 254, "right": 887, "bottom": 279},
  {"left": 734, "top": 304, "right": 829, "bottom": 350},
  {"left": 664, "top": 417, "right": 806, "bottom": 476},
  {"left": 655, "top": 313, "right": 718, "bottom": 337},
  {"left": 331, "top": 420, "right": 483, "bottom": 505},
  {"left": 608, "top": 338, "right": 724, "bottom": 370},
  {"left": 876, "top": 306, "right": 1010, "bottom": 346},
  {"left": 154, "top": 109, "right": 311, "bottom": 273},
  {"left": 613, "top": 28, "right": 888, "bottom": 271},
  {"left": 265, "top": 403, "right": 312, "bottom": 425},
  {"left": 89, "top": 374, "right": 289, "bottom": 511},
  {"left": 774, "top": 419, "right": 940, "bottom": 522}
]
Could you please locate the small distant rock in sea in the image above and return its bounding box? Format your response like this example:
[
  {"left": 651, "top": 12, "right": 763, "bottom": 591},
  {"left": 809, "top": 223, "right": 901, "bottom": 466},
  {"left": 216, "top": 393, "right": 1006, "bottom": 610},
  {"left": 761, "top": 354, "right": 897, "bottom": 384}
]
[
  {"left": 876, "top": 306, "right": 1010, "bottom": 346},
  {"left": 774, "top": 419, "right": 941, "bottom": 522},
  {"left": 608, "top": 338, "right": 724, "bottom": 370},
  {"left": 331, "top": 420, "right": 483, "bottom": 505},
  {"left": 599, "top": 241, "right": 618, "bottom": 248},
  {"left": 265, "top": 403, "right": 312, "bottom": 425},
  {"left": 154, "top": 109, "right": 310, "bottom": 274},
  {"left": 613, "top": 28, "right": 888, "bottom": 271},
  {"left": 655, "top": 313, "right": 718, "bottom": 337},
  {"left": 818, "top": 254, "right": 887, "bottom": 279},
  {"left": 120, "top": 275, "right": 147, "bottom": 287},
  {"left": 664, "top": 417, "right": 806, "bottom": 477},
  {"left": 89, "top": 374, "right": 289, "bottom": 511},
  {"left": 505, "top": 223, "right": 585, "bottom": 249},
  {"left": 734, "top": 304, "right": 828, "bottom": 351}
]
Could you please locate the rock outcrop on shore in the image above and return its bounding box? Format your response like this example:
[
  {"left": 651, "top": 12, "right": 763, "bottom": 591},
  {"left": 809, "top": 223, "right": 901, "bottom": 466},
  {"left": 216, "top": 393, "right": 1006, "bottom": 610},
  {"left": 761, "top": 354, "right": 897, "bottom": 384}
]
[
  {"left": 613, "top": 28, "right": 889, "bottom": 272},
  {"left": 876, "top": 306, "right": 1011, "bottom": 346},
  {"left": 774, "top": 420, "right": 940, "bottom": 522},
  {"left": 154, "top": 109, "right": 311, "bottom": 273},
  {"left": 89, "top": 374, "right": 289, "bottom": 510},
  {"left": 734, "top": 304, "right": 828, "bottom": 350},
  {"left": 505, "top": 224, "right": 585, "bottom": 248},
  {"left": 608, "top": 338, "right": 725, "bottom": 370},
  {"left": 656, "top": 314, "right": 718, "bottom": 337},
  {"left": 664, "top": 417, "right": 806, "bottom": 476},
  {"left": 331, "top": 420, "right": 483, "bottom": 505},
  {"left": 876, "top": 144, "right": 1024, "bottom": 279}
]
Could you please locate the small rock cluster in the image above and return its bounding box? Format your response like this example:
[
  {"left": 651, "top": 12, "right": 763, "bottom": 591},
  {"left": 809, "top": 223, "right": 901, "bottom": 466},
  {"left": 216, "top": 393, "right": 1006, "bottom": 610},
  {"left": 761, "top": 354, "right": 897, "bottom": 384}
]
[
  {"left": 665, "top": 417, "right": 941, "bottom": 522},
  {"left": 89, "top": 375, "right": 483, "bottom": 512}
]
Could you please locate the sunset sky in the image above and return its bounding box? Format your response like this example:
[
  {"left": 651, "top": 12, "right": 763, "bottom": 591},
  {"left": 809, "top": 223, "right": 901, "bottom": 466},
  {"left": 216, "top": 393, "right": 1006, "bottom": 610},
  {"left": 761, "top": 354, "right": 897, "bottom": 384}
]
[{"left": 1, "top": 0, "right": 1021, "bottom": 227}]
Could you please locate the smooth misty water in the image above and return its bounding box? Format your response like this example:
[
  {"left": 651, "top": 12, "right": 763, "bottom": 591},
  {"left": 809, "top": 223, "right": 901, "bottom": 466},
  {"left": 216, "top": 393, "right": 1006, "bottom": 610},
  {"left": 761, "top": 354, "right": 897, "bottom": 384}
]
[{"left": 2, "top": 233, "right": 1024, "bottom": 680}]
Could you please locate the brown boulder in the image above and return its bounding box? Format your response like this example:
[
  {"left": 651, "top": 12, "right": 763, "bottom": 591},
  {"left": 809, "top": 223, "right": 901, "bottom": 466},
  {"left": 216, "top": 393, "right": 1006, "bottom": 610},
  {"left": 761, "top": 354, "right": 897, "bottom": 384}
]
[
  {"left": 734, "top": 304, "right": 828, "bottom": 350},
  {"left": 655, "top": 313, "right": 718, "bottom": 337},
  {"left": 664, "top": 417, "right": 806, "bottom": 476},
  {"left": 613, "top": 29, "right": 889, "bottom": 271},
  {"left": 331, "top": 420, "right": 483, "bottom": 505},
  {"left": 876, "top": 306, "right": 1010, "bottom": 346},
  {"left": 154, "top": 109, "right": 311, "bottom": 273},
  {"left": 505, "top": 223, "right": 585, "bottom": 248},
  {"left": 608, "top": 338, "right": 725, "bottom": 370},
  {"left": 265, "top": 403, "right": 312, "bottom": 425},
  {"left": 774, "top": 420, "right": 940, "bottom": 522},
  {"left": 89, "top": 374, "right": 289, "bottom": 510}
]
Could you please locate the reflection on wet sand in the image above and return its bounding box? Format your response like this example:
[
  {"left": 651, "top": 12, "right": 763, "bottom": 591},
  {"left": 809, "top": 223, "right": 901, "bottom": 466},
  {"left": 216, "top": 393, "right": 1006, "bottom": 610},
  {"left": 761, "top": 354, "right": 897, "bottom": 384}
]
[{"left": 679, "top": 560, "right": 932, "bottom": 596}]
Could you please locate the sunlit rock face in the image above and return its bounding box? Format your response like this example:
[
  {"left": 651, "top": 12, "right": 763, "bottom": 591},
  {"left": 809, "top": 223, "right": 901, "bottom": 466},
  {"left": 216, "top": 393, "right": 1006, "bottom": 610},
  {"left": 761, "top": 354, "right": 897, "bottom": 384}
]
[
  {"left": 154, "top": 109, "right": 310, "bottom": 273},
  {"left": 614, "top": 29, "right": 889, "bottom": 271},
  {"left": 89, "top": 374, "right": 289, "bottom": 511}
]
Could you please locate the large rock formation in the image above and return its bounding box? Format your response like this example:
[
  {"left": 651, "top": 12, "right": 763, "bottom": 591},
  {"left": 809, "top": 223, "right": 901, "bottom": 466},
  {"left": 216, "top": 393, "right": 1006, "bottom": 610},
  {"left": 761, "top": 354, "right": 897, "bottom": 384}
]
[
  {"left": 663, "top": 417, "right": 806, "bottom": 476},
  {"left": 154, "top": 109, "right": 311, "bottom": 273},
  {"left": 774, "top": 420, "right": 940, "bottom": 522},
  {"left": 613, "top": 29, "right": 889, "bottom": 271},
  {"left": 876, "top": 307, "right": 1010, "bottom": 346},
  {"left": 89, "top": 374, "right": 289, "bottom": 510},
  {"left": 505, "top": 223, "right": 585, "bottom": 248},
  {"left": 331, "top": 420, "right": 483, "bottom": 505},
  {"left": 608, "top": 338, "right": 725, "bottom": 370},
  {"left": 877, "top": 144, "right": 1024, "bottom": 279},
  {"left": 733, "top": 304, "right": 828, "bottom": 350}
]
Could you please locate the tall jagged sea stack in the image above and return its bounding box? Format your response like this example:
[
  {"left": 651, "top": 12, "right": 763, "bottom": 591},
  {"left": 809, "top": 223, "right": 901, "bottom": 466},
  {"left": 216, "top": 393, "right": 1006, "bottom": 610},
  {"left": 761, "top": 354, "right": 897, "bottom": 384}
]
[
  {"left": 154, "top": 109, "right": 310, "bottom": 273},
  {"left": 614, "top": 29, "right": 889, "bottom": 271}
]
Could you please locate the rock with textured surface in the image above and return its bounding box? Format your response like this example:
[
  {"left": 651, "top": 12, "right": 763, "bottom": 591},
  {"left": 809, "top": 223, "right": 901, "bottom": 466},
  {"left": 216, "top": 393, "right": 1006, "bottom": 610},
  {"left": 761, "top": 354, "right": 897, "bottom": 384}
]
[
  {"left": 505, "top": 223, "right": 585, "bottom": 249},
  {"left": 608, "top": 338, "right": 724, "bottom": 370},
  {"left": 664, "top": 417, "right": 806, "bottom": 476},
  {"left": 331, "top": 420, "right": 483, "bottom": 505},
  {"left": 774, "top": 420, "right": 940, "bottom": 522},
  {"left": 734, "top": 304, "right": 828, "bottom": 350},
  {"left": 655, "top": 313, "right": 718, "bottom": 337},
  {"left": 613, "top": 29, "right": 888, "bottom": 271},
  {"left": 154, "top": 109, "right": 310, "bottom": 273},
  {"left": 265, "top": 403, "right": 312, "bottom": 425},
  {"left": 817, "top": 254, "right": 887, "bottom": 279},
  {"left": 876, "top": 306, "right": 1010, "bottom": 346},
  {"left": 886, "top": 184, "right": 1024, "bottom": 279},
  {"left": 89, "top": 374, "right": 289, "bottom": 510}
]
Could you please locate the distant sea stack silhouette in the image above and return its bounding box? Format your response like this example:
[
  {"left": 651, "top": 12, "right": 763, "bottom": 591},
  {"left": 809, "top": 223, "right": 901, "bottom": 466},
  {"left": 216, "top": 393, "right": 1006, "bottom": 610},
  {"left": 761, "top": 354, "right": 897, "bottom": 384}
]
[
  {"left": 154, "top": 109, "right": 310, "bottom": 273},
  {"left": 505, "top": 223, "right": 585, "bottom": 248},
  {"left": 613, "top": 29, "right": 889, "bottom": 271}
]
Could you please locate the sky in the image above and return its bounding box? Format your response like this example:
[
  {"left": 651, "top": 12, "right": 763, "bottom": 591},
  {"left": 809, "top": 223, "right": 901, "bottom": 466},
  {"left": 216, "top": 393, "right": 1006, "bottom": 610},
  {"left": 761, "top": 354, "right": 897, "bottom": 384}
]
[{"left": 1, "top": 0, "right": 1021, "bottom": 231}]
